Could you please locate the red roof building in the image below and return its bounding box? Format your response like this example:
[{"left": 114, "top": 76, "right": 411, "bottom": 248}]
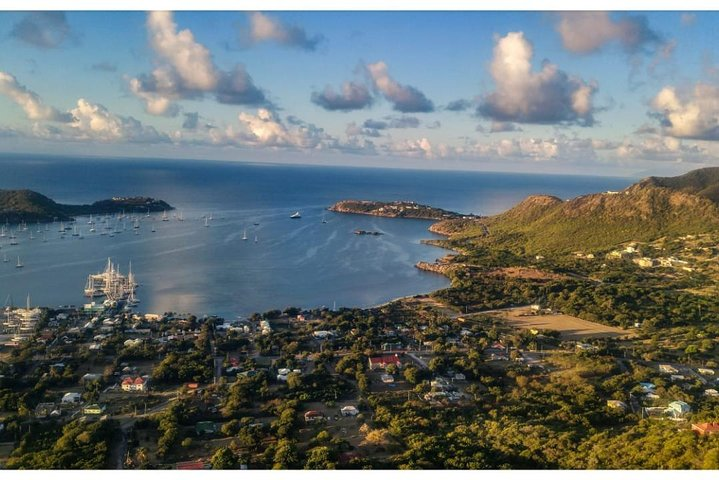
[
  {"left": 368, "top": 354, "right": 402, "bottom": 370},
  {"left": 692, "top": 423, "right": 719, "bottom": 436}
]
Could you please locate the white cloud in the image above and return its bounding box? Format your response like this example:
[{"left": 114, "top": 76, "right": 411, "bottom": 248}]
[
  {"left": 130, "top": 12, "right": 266, "bottom": 116},
  {"left": 366, "top": 61, "right": 434, "bottom": 113},
  {"left": 0, "top": 71, "right": 71, "bottom": 122},
  {"left": 477, "top": 32, "right": 597, "bottom": 126},
  {"left": 243, "top": 12, "right": 323, "bottom": 51},
  {"left": 69, "top": 99, "right": 168, "bottom": 143},
  {"left": 147, "top": 11, "right": 218, "bottom": 91},
  {"left": 651, "top": 84, "right": 719, "bottom": 140}
]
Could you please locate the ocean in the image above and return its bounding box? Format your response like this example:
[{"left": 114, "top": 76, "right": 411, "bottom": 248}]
[{"left": 0, "top": 155, "right": 635, "bottom": 319}]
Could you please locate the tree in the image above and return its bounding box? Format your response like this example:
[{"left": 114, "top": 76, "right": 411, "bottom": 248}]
[
  {"left": 272, "top": 439, "right": 298, "bottom": 469},
  {"left": 287, "top": 372, "right": 303, "bottom": 391},
  {"left": 305, "top": 446, "right": 336, "bottom": 469},
  {"left": 181, "top": 437, "right": 193, "bottom": 448},
  {"left": 211, "top": 446, "right": 239, "bottom": 469}
]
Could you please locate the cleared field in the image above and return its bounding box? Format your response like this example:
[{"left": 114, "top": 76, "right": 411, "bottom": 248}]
[{"left": 495, "top": 307, "right": 631, "bottom": 340}]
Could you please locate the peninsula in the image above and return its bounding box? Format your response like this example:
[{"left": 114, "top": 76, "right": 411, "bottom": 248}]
[
  {"left": 328, "top": 199, "right": 475, "bottom": 221},
  {"left": 0, "top": 189, "right": 173, "bottom": 224}
]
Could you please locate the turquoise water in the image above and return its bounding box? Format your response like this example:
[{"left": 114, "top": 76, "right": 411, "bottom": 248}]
[{"left": 0, "top": 155, "right": 635, "bottom": 318}]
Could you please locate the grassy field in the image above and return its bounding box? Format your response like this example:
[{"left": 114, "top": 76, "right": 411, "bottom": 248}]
[{"left": 496, "top": 307, "right": 631, "bottom": 340}]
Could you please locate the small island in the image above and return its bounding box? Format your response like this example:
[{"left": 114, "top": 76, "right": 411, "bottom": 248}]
[
  {"left": 0, "top": 189, "right": 173, "bottom": 224},
  {"left": 329, "top": 199, "right": 475, "bottom": 221}
]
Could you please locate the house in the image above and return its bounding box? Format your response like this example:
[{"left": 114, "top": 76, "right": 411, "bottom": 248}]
[
  {"left": 639, "top": 382, "right": 656, "bottom": 393},
  {"left": 195, "top": 421, "right": 218, "bottom": 435},
  {"left": 121, "top": 376, "right": 148, "bottom": 392},
  {"left": 368, "top": 354, "right": 402, "bottom": 370},
  {"left": 667, "top": 400, "right": 691, "bottom": 418},
  {"left": 607, "top": 400, "right": 628, "bottom": 412},
  {"left": 705, "top": 389, "right": 719, "bottom": 397},
  {"left": 698, "top": 368, "right": 715, "bottom": 376},
  {"left": 304, "top": 410, "right": 324, "bottom": 423},
  {"left": 61, "top": 392, "right": 82, "bottom": 404},
  {"left": 81, "top": 373, "right": 102, "bottom": 384},
  {"left": 35, "top": 403, "right": 57, "bottom": 418},
  {"left": 692, "top": 423, "right": 719, "bottom": 436},
  {"left": 659, "top": 364, "right": 679, "bottom": 374},
  {"left": 380, "top": 374, "right": 394, "bottom": 384},
  {"left": 340, "top": 406, "right": 359, "bottom": 417},
  {"left": 82, "top": 403, "right": 106, "bottom": 415},
  {"left": 454, "top": 373, "right": 467, "bottom": 381}
]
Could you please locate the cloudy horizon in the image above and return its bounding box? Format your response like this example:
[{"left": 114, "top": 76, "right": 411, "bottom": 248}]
[{"left": 0, "top": 10, "right": 718, "bottom": 176}]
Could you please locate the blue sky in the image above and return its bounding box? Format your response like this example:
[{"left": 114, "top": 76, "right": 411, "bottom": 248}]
[{"left": 0, "top": 10, "right": 718, "bottom": 175}]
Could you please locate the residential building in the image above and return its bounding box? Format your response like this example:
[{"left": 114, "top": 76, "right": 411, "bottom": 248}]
[
  {"left": 692, "top": 423, "right": 719, "bottom": 436},
  {"left": 368, "top": 354, "right": 402, "bottom": 370}
]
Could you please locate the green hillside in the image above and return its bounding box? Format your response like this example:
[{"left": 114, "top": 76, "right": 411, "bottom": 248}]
[
  {"left": 449, "top": 169, "right": 719, "bottom": 255},
  {"left": 0, "top": 189, "right": 173, "bottom": 223}
]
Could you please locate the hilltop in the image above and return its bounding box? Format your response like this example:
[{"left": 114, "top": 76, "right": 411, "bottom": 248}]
[
  {"left": 0, "top": 189, "right": 173, "bottom": 223},
  {"left": 439, "top": 167, "right": 719, "bottom": 254}
]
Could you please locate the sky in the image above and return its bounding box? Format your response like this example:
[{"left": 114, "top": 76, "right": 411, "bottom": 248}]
[{"left": 0, "top": 9, "right": 718, "bottom": 176}]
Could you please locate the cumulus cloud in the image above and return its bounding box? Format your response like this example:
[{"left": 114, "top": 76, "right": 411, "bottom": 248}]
[
  {"left": 489, "top": 121, "right": 523, "bottom": 133},
  {"left": 0, "top": 71, "right": 71, "bottom": 122},
  {"left": 445, "top": 99, "right": 472, "bottom": 112},
  {"left": 650, "top": 84, "right": 719, "bottom": 140},
  {"left": 556, "top": 12, "right": 665, "bottom": 55},
  {"left": 10, "top": 12, "right": 73, "bottom": 48},
  {"left": 366, "top": 62, "right": 434, "bottom": 113},
  {"left": 130, "top": 11, "right": 266, "bottom": 116},
  {"left": 69, "top": 98, "right": 169, "bottom": 143},
  {"left": 363, "top": 116, "right": 420, "bottom": 130},
  {"left": 386, "top": 137, "right": 435, "bottom": 158},
  {"left": 242, "top": 12, "right": 323, "bottom": 51},
  {"left": 233, "top": 108, "right": 332, "bottom": 149},
  {"left": 477, "top": 32, "right": 597, "bottom": 126},
  {"left": 311, "top": 81, "right": 373, "bottom": 111}
]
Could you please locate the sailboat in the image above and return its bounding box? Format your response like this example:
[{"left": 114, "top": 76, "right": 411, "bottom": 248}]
[
  {"left": 177, "top": 210, "right": 184, "bottom": 221},
  {"left": 151, "top": 224, "right": 156, "bottom": 232},
  {"left": 242, "top": 228, "right": 248, "bottom": 241},
  {"left": 204, "top": 216, "right": 209, "bottom": 228},
  {"left": 161, "top": 210, "right": 169, "bottom": 221},
  {"left": 322, "top": 213, "right": 328, "bottom": 224},
  {"left": 15, "top": 256, "right": 23, "bottom": 268},
  {"left": 290, "top": 211, "right": 301, "bottom": 219},
  {"left": 88, "top": 214, "right": 94, "bottom": 225},
  {"left": 0, "top": 225, "right": 5, "bottom": 237},
  {"left": 2, "top": 253, "right": 7, "bottom": 263},
  {"left": 254, "top": 235, "right": 258, "bottom": 243}
]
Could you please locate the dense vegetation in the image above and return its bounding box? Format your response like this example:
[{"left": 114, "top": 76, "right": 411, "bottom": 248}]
[{"left": 0, "top": 189, "right": 172, "bottom": 223}]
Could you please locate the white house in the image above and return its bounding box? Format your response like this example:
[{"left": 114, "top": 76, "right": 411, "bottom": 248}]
[
  {"left": 61, "top": 392, "right": 82, "bottom": 404},
  {"left": 340, "top": 406, "right": 359, "bottom": 417}
]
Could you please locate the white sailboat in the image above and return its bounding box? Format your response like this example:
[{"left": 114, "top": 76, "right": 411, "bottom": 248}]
[
  {"left": 290, "top": 211, "right": 301, "bottom": 219},
  {"left": 161, "top": 210, "right": 169, "bottom": 221},
  {"left": 2, "top": 253, "right": 7, "bottom": 263},
  {"left": 254, "top": 235, "right": 258, "bottom": 243},
  {"left": 322, "top": 213, "right": 328, "bottom": 223},
  {"left": 177, "top": 210, "right": 184, "bottom": 221},
  {"left": 242, "top": 228, "right": 248, "bottom": 241},
  {"left": 15, "top": 256, "right": 23, "bottom": 268},
  {"left": 204, "top": 216, "right": 209, "bottom": 227}
]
